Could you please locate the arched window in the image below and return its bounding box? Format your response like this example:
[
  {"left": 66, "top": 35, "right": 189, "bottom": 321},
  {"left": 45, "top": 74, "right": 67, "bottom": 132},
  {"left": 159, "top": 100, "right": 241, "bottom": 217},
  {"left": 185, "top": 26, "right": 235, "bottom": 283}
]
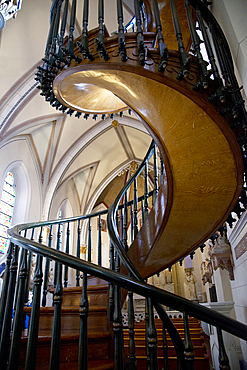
[{"left": 0, "top": 172, "right": 16, "bottom": 254}]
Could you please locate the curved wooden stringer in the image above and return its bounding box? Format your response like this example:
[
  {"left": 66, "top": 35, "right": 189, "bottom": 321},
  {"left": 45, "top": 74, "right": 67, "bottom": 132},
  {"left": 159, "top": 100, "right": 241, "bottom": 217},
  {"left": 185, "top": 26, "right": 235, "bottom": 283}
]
[{"left": 53, "top": 50, "right": 243, "bottom": 277}]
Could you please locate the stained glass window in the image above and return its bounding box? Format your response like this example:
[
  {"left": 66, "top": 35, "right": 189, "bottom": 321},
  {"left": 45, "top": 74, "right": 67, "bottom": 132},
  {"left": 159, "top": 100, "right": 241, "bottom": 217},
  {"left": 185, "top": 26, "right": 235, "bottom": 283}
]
[{"left": 0, "top": 172, "right": 16, "bottom": 253}]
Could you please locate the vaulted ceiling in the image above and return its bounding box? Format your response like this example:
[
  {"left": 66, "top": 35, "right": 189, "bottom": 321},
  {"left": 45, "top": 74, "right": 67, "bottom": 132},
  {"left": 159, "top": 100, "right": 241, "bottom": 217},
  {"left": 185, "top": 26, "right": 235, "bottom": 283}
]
[{"left": 0, "top": 0, "right": 151, "bottom": 220}]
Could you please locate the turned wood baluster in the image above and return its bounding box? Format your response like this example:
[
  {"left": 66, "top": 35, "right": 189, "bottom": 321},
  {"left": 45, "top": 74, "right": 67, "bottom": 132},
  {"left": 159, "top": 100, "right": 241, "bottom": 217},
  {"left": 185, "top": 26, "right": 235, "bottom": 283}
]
[
  {"left": 128, "top": 290, "right": 137, "bottom": 369},
  {"left": 147, "top": 298, "right": 159, "bottom": 370},
  {"left": 25, "top": 254, "right": 43, "bottom": 370},
  {"left": 54, "top": 224, "right": 61, "bottom": 288},
  {"left": 196, "top": 8, "right": 223, "bottom": 95},
  {"left": 117, "top": 0, "right": 127, "bottom": 61},
  {"left": 42, "top": 225, "right": 52, "bottom": 306},
  {"left": 183, "top": 312, "right": 195, "bottom": 370},
  {"left": 145, "top": 297, "right": 151, "bottom": 370},
  {"left": 78, "top": 272, "right": 89, "bottom": 370},
  {"left": 13, "top": 231, "right": 27, "bottom": 317},
  {"left": 88, "top": 217, "right": 92, "bottom": 263},
  {"left": 141, "top": 198, "right": 145, "bottom": 226},
  {"left": 108, "top": 240, "right": 115, "bottom": 321},
  {"left": 98, "top": 215, "right": 102, "bottom": 266},
  {"left": 144, "top": 161, "right": 149, "bottom": 220},
  {"left": 8, "top": 247, "right": 28, "bottom": 369},
  {"left": 216, "top": 325, "right": 230, "bottom": 370},
  {"left": 120, "top": 207, "right": 124, "bottom": 242},
  {"left": 76, "top": 220, "right": 81, "bottom": 286},
  {"left": 152, "top": 144, "right": 159, "bottom": 205},
  {"left": 130, "top": 203, "right": 134, "bottom": 243},
  {"left": 152, "top": 0, "right": 168, "bottom": 72},
  {"left": 49, "top": 261, "right": 63, "bottom": 370},
  {"left": 95, "top": 0, "right": 110, "bottom": 60},
  {"left": 77, "top": 0, "right": 94, "bottom": 60},
  {"left": 134, "top": 0, "right": 145, "bottom": 65},
  {"left": 0, "top": 244, "right": 19, "bottom": 369},
  {"left": 162, "top": 320, "right": 170, "bottom": 370},
  {"left": 0, "top": 241, "right": 13, "bottom": 333},
  {"left": 113, "top": 252, "right": 124, "bottom": 370},
  {"left": 44, "top": 0, "right": 57, "bottom": 56},
  {"left": 184, "top": 0, "right": 209, "bottom": 90},
  {"left": 59, "top": 0, "right": 68, "bottom": 47},
  {"left": 170, "top": 0, "right": 190, "bottom": 80},
  {"left": 133, "top": 178, "right": 138, "bottom": 238},
  {"left": 64, "top": 222, "right": 70, "bottom": 287},
  {"left": 50, "top": 0, "right": 63, "bottom": 57},
  {"left": 123, "top": 193, "right": 128, "bottom": 251},
  {"left": 68, "top": 0, "right": 77, "bottom": 55}
]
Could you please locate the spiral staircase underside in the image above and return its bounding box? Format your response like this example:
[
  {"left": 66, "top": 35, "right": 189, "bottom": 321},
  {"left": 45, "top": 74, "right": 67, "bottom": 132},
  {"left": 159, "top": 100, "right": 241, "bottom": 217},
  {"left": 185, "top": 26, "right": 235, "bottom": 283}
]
[{"left": 53, "top": 33, "right": 243, "bottom": 278}]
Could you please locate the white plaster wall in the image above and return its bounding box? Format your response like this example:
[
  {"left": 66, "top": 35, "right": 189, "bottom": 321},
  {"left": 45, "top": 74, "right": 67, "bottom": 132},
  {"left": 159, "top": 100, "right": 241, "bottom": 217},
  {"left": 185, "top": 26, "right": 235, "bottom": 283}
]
[
  {"left": 228, "top": 211, "right": 247, "bottom": 362},
  {"left": 0, "top": 138, "right": 41, "bottom": 223},
  {"left": 212, "top": 0, "right": 247, "bottom": 98}
]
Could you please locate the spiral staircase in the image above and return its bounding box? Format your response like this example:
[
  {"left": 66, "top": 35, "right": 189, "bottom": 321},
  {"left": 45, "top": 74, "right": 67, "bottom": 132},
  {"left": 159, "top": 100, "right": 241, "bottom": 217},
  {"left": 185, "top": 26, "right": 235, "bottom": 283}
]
[{"left": 1, "top": 0, "right": 247, "bottom": 369}]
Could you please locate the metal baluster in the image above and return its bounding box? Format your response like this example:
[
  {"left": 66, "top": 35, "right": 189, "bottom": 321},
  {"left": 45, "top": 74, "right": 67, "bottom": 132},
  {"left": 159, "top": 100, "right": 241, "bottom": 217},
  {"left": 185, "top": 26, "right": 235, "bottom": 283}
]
[
  {"left": 170, "top": 0, "right": 191, "bottom": 80},
  {"left": 144, "top": 161, "right": 149, "bottom": 220},
  {"left": 42, "top": 225, "right": 52, "bottom": 306},
  {"left": 162, "top": 320, "right": 169, "bottom": 370},
  {"left": 24, "top": 254, "right": 43, "bottom": 370},
  {"left": 0, "top": 242, "right": 13, "bottom": 333},
  {"left": 134, "top": 0, "right": 145, "bottom": 65},
  {"left": 64, "top": 222, "right": 70, "bottom": 287},
  {"left": 77, "top": 0, "right": 94, "bottom": 61},
  {"left": 49, "top": 261, "right": 63, "bottom": 370},
  {"left": 113, "top": 253, "right": 124, "bottom": 370},
  {"left": 54, "top": 224, "right": 61, "bottom": 288},
  {"left": 8, "top": 247, "right": 27, "bottom": 369},
  {"left": 117, "top": 0, "right": 127, "bottom": 61},
  {"left": 183, "top": 312, "right": 195, "bottom": 370},
  {"left": 98, "top": 215, "right": 102, "bottom": 266},
  {"left": 24, "top": 228, "right": 35, "bottom": 308},
  {"left": 95, "top": 0, "right": 110, "bottom": 60},
  {"left": 108, "top": 240, "right": 115, "bottom": 321},
  {"left": 123, "top": 193, "right": 128, "bottom": 251},
  {"left": 76, "top": 220, "right": 81, "bottom": 286},
  {"left": 78, "top": 272, "right": 89, "bottom": 370},
  {"left": 152, "top": 144, "right": 159, "bottom": 205},
  {"left": 184, "top": 0, "right": 210, "bottom": 90},
  {"left": 128, "top": 289, "right": 137, "bottom": 369},
  {"left": 145, "top": 297, "right": 151, "bottom": 370},
  {"left": 133, "top": 178, "right": 138, "bottom": 238},
  {"left": 216, "top": 325, "right": 230, "bottom": 370},
  {"left": 152, "top": 0, "right": 168, "bottom": 72},
  {"left": 0, "top": 244, "right": 19, "bottom": 369},
  {"left": 88, "top": 217, "right": 92, "bottom": 263},
  {"left": 147, "top": 298, "right": 158, "bottom": 370}
]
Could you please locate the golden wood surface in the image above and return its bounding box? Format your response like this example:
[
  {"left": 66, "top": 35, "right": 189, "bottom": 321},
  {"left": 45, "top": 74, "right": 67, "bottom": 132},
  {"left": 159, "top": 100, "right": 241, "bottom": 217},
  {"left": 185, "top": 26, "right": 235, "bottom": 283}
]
[{"left": 53, "top": 41, "right": 243, "bottom": 277}]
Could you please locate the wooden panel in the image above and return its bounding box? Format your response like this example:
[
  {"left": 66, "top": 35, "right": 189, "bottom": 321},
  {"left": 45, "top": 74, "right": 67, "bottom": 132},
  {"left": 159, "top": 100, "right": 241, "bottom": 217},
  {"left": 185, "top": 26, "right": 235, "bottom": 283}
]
[{"left": 53, "top": 40, "right": 243, "bottom": 277}]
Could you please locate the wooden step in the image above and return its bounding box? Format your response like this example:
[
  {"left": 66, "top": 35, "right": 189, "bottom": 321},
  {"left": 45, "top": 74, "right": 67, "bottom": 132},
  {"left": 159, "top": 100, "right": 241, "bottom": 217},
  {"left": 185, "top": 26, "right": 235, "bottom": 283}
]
[{"left": 20, "top": 330, "right": 113, "bottom": 369}]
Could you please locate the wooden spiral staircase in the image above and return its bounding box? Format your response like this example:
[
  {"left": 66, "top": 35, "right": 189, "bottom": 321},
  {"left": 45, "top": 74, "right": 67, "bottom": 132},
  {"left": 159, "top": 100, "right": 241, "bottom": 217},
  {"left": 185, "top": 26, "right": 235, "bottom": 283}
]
[{"left": 1, "top": 0, "right": 247, "bottom": 369}]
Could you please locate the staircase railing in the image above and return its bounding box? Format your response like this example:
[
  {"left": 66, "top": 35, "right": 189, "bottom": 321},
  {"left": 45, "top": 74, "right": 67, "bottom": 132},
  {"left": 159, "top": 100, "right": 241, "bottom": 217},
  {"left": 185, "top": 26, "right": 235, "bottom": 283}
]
[
  {"left": 36, "top": 0, "right": 247, "bottom": 198},
  {"left": 0, "top": 140, "right": 246, "bottom": 369}
]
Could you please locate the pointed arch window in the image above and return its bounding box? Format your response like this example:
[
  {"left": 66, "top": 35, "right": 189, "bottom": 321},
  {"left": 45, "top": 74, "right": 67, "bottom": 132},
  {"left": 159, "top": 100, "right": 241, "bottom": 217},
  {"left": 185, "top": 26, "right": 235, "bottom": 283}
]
[{"left": 0, "top": 172, "right": 16, "bottom": 253}]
